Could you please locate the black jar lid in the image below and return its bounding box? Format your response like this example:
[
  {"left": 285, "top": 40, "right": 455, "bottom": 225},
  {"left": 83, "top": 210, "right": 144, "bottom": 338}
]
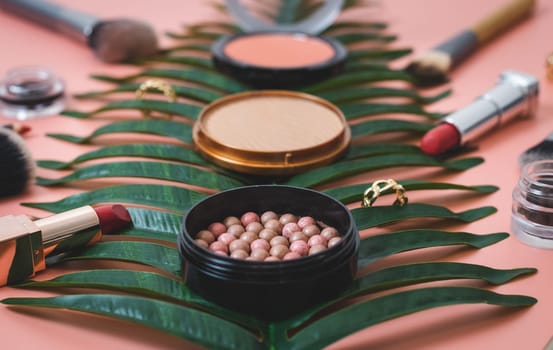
[{"left": 211, "top": 31, "right": 347, "bottom": 89}]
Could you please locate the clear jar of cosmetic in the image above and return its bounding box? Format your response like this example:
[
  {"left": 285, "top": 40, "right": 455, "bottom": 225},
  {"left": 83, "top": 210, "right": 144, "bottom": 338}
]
[{"left": 512, "top": 160, "right": 553, "bottom": 248}]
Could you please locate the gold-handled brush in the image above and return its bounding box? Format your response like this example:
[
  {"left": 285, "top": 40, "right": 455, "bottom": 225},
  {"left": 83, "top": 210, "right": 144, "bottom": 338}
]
[{"left": 406, "top": 0, "right": 536, "bottom": 87}]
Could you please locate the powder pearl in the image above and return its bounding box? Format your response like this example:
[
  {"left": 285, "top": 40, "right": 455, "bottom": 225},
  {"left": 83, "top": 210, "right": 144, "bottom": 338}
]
[
  {"left": 230, "top": 249, "right": 249, "bottom": 259},
  {"left": 309, "top": 244, "right": 327, "bottom": 255},
  {"left": 282, "top": 222, "right": 300, "bottom": 238},
  {"left": 289, "top": 231, "right": 307, "bottom": 243},
  {"left": 208, "top": 222, "right": 227, "bottom": 237},
  {"left": 223, "top": 216, "right": 242, "bottom": 227},
  {"left": 227, "top": 224, "right": 246, "bottom": 237},
  {"left": 195, "top": 230, "right": 215, "bottom": 244},
  {"left": 289, "top": 240, "right": 309, "bottom": 256},
  {"left": 270, "top": 235, "right": 289, "bottom": 247},
  {"left": 209, "top": 241, "right": 228, "bottom": 254},
  {"left": 270, "top": 244, "right": 289, "bottom": 259},
  {"left": 283, "top": 252, "right": 302, "bottom": 260},
  {"left": 218, "top": 233, "right": 237, "bottom": 245},
  {"left": 328, "top": 236, "right": 342, "bottom": 248},
  {"left": 260, "top": 211, "right": 278, "bottom": 224},
  {"left": 265, "top": 256, "right": 280, "bottom": 262},
  {"left": 251, "top": 238, "right": 270, "bottom": 251},
  {"left": 258, "top": 228, "right": 277, "bottom": 241},
  {"left": 195, "top": 239, "right": 209, "bottom": 249},
  {"left": 308, "top": 234, "right": 327, "bottom": 247},
  {"left": 264, "top": 219, "right": 282, "bottom": 233},
  {"left": 245, "top": 221, "right": 264, "bottom": 234},
  {"left": 279, "top": 213, "right": 297, "bottom": 225},
  {"left": 241, "top": 211, "right": 260, "bottom": 226},
  {"left": 251, "top": 248, "right": 269, "bottom": 260},
  {"left": 213, "top": 250, "right": 228, "bottom": 256},
  {"left": 297, "top": 216, "right": 315, "bottom": 229},
  {"left": 320, "top": 227, "right": 339, "bottom": 241},
  {"left": 240, "top": 231, "right": 258, "bottom": 244},
  {"left": 247, "top": 255, "right": 264, "bottom": 261},
  {"left": 229, "top": 238, "right": 251, "bottom": 253},
  {"left": 302, "top": 224, "right": 321, "bottom": 238}
]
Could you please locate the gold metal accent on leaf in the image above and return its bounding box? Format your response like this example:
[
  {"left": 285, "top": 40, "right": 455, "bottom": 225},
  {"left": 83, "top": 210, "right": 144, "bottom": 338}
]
[{"left": 362, "top": 179, "right": 408, "bottom": 207}]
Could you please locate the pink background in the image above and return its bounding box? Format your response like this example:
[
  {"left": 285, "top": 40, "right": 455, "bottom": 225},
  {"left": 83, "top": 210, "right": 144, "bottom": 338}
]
[{"left": 1, "top": 0, "right": 553, "bottom": 349}]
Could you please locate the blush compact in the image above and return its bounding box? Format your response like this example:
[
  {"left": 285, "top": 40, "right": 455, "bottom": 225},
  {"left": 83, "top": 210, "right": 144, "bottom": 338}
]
[
  {"left": 212, "top": 0, "right": 347, "bottom": 88},
  {"left": 211, "top": 31, "right": 347, "bottom": 88},
  {"left": 192, "top": 90, "right": 351, "bottom": 176}
]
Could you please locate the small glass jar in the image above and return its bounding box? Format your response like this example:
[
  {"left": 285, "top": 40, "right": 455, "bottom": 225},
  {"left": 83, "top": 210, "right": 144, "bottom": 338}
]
[
  {"left": 512, "top": 160, "right": 553, "bottom": 248},
  {"left": 0, "top": 66, "right": 65, "bottom": 120}
]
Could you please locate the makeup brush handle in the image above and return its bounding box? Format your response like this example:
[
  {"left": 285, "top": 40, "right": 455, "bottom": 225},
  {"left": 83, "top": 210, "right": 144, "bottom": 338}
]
[
  {"left": 472, "top": 0, "right": 536, "bottom": 43},
  {"left": 0, "top": 0, "right": 98, "bottom": 43}
]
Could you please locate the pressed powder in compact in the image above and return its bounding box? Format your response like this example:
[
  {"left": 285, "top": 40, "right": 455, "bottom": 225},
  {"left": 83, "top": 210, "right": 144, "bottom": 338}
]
[
  {"left": 193, "top": 90, "right": 351, "bottom": 176},
  {"left": 212, "top": 32, "right": 347, "bottom": 88}
]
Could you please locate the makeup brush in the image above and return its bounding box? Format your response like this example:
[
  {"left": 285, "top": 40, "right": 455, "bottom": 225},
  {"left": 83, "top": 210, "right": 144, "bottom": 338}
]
[
  {"left": 519, "top": 132, "right": 553, "bottom": 167},
  {"left": 0, "top": 126, "right": 34, "bottom": 198},
  {"left": 405, "top": 0, "right": 536, "bottom": 87},
  {"left": 0, "top": 0, "right": 159, "bottom": 63}
]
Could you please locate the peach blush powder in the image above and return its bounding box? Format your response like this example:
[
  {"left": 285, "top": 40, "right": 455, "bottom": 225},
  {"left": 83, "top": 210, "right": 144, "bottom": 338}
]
[
  {"left": 202, "top": 95, "right": 344, "bottom": 152},
  {"left": 223, "top": 33, "right": 336, "bottom": 68}
]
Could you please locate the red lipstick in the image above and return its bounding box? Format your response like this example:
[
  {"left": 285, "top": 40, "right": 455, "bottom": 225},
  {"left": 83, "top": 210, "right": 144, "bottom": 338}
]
[
  {"left": 0, "top": 204, "right": 132, "bottom": 286},
  {"left": 420, "top": 70, "right": 539, "bottom": 156}
]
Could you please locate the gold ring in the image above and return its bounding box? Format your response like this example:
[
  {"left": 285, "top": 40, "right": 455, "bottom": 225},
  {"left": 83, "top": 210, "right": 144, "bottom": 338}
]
[
  {"left": 362, "top": 179, "right": 408, "bottom": 207},
  {"left": 135, "top": 79, "right": 177, "bottom": 119}
]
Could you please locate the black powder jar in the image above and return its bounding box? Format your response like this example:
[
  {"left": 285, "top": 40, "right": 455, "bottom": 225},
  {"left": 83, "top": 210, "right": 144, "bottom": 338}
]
[
  {"left": 512, "top": 160, "right": 553, "bottom": 248},
  {"left": 178, "top": 185, "right": 359, "bottom": 320}
]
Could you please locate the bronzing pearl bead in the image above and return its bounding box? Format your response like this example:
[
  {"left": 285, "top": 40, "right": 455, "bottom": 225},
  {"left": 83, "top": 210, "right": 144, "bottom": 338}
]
[
  {"left": 309, "top": 244, "right": 327, "bottom": 255},
  {"left": 229, "top": 237, "right": 250, "bottom": 253},
  {"left": 270, "top": 244, "right": 289, "bottom": 259},
  {"left": 282, "top": 222, "right": 300, "bottom": 238},
  {"left": 223, "top": 216, "right": 241, "bottom": 227},
  {"left": 208, "top": 222, "right": 226, "bottom": 237},
  {"left": 320, "top": 227, "right": 339, "bottom": 241},
  {"left": 307, "top": 235, "right": 327, "bottom": 247},
  {"left": 270, "top": 235, "right": 289, "bottom": 247},
  {"left": 217, "top": 233, "right": 236, "bottom": 245},
  {"left": 240, "top": 231, "right": 258, "bottom": 244},
  {"left": 258, "top": 228, "right": 277, "bottom": 241},
  {"left": 289, "top": 231, "right": 307, "bottom": 243},
  {"left": 302, "top": 224, "right": 321, "bottom": 238},
  {"left": 251, "top": 239, "right": 270, "bottom": 251},
  {"left": 289, "top": 240, "right": 309, "bottom": 256},
  {"left": 195, "top": 230, "right": 215, "bottom": 244},
  {"left": 245, "top": 221, "right": 264, "bottom": 234},
  {"left": 260, "top": 211, "right": 278, "bottom": 224},
  {"left": 241, "top": 211, "right": 260, "bottom": 226},
  {"left": 250, "top": 249, "right": 269, "bottom": 260},
  {"left": 227, "top": 224, "right": 245, "bottom": 237},
  {"left": 195, "top": 239, "right": 209, "bottom": 249},
  {"left": 297, "top": 216, "right": 315, "bottom": 229},
  {"left": 279, "top": 213, "right": 297, "bottom": 225},
  {"left": 209, "top": 241, "right": 228, "bottom": 254},
  {"left": 283, "top": 252, "right": 301, "bottom": 260},
  {"left": 264, "top": 219, "right": 282, "bottom": 233},
  {"left": 328, "top": 236, "right": 342, "bottom": 248},
  {"left": 230, "top": 249, "right": 249, "bottom": 259},
  {"left": 213, "top": 250, "right": 228, "bottom": 256},
  {"left": 264, "top": 256, "right": 280, "bottom": 262}
]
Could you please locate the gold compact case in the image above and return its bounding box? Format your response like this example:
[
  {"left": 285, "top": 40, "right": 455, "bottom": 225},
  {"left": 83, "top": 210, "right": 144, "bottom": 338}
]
[{"left": 193, "top": 90, "right": 351, "bottom": 176}]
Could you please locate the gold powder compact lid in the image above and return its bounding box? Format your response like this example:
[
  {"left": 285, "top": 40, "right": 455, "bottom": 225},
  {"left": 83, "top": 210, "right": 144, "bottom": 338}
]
[{"left": 193, "top": 90, "right": 351, "bottom": 176}]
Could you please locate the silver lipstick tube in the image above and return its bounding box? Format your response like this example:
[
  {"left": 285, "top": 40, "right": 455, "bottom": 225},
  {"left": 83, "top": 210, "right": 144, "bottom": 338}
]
[{"left": 443, "top": 70, "right": 539, "bottom": 145}]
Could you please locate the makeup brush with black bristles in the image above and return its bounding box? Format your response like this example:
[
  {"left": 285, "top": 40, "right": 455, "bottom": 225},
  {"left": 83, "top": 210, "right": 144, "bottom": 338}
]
[
  {"left": 0, "top": 0, "right": 159, "bottom": 63},
  {"left": 405, "top": 0, "right": 536, "bottom": 87},
  {"left": 0, "top": 126, "right": 34, "bottom": 198},
  {"left": 519, "top": 131, "right": 553, "bottom": 168}
]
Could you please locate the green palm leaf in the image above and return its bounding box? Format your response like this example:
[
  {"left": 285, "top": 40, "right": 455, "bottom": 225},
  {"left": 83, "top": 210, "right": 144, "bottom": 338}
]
[
  {"left": 122, "top": 207, "right": 181, "bottom": 242},
  {"left": 318, "top": 86, "right": 452, "bottom": 105},
  {"left": 349, "top": 119, "right": 432, "bottom": 136},
  {"left": 342, "top": 104, "right": 443, "bottom": 120}
]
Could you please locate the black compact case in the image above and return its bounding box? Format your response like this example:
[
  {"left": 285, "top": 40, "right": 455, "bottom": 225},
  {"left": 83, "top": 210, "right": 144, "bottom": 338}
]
[{"left": 178, "top": 185, "right": 359, "bottom": 320}]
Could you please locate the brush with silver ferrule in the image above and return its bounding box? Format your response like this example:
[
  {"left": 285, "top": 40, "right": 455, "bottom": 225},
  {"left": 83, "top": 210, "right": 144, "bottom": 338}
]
[
  {"left": 406, "top": 0, "right": 536, "bottom": 87},
  {"left": 0, "top": 0, "right": 159, "bottom": 63}
]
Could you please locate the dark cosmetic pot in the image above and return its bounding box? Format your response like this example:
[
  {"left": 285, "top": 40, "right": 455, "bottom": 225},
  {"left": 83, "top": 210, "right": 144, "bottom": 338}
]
[{"left": 178, "top": 185, "right": 359, "bottom": 320}]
